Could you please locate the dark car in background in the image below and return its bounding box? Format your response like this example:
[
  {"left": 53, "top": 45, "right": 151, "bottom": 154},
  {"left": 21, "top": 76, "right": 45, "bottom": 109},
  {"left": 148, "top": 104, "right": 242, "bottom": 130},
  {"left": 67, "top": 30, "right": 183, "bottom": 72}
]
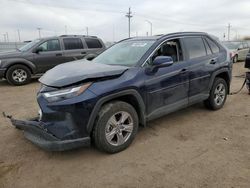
[
  {"left": 222, "top": 41, "right": 249, "bottom": 63},
  {"left": 0, "top": 35, "right": 106, "bottom": 85},
  {"left": 8, "top": 32, "right": 232, "bottom": 153}
]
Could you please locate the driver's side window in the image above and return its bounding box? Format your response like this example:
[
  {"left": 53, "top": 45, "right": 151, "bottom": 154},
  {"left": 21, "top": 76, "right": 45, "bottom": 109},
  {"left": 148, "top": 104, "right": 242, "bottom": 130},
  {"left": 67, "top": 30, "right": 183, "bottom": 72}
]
[
  {"left": 38, "top": 39, "right": 61, "bottom": 52},
  {"left": 147, "top": 39, "right": 183, "bottom": 66}
]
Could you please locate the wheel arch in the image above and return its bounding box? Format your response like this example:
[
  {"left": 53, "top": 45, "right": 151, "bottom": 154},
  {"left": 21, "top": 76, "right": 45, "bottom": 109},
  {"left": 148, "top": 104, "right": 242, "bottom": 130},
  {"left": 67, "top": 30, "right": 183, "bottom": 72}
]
[
  {"left": 209, "top": 69, "right": 231, "bottom": 94},
  {"left": 4, "top": 59, "right": 36, "bottom": 77},
  {"left": 86, "top": 89, "right": 146, "bottom": 134}
]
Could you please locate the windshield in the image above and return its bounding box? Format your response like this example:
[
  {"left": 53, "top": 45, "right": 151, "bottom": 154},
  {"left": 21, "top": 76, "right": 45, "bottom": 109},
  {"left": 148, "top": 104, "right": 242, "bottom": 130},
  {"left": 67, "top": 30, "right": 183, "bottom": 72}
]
[
  {"left": 18, "top": 39, "right": 41, "bottom": 52},
  {"left": 93, "top": 40, "right": 155, "bottom": 66},
  {"left": 223, "top": 42, "right": 241, "bottom": 50},
  {"left": 223, "top": 42, "right": 237, "bottom": 50}
]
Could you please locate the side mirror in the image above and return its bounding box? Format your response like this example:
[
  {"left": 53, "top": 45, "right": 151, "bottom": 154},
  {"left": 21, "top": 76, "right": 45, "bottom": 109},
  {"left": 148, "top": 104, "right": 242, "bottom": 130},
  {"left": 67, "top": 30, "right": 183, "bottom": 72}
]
[
  {"left": 85, "top": 54, "right": 97, "bottom": 61},
  {"left": 152, "top": 56, "right": 174, "bottom": 67},
  {"left": 33, "top": 46, "right": 43, "bottom": 53}
]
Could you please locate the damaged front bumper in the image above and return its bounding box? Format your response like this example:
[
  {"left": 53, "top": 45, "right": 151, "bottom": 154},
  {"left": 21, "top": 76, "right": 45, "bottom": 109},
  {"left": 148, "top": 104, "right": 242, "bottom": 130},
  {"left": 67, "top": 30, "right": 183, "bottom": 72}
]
[{"left": 4, "top": 113, "right": 90, "bottom": 151}]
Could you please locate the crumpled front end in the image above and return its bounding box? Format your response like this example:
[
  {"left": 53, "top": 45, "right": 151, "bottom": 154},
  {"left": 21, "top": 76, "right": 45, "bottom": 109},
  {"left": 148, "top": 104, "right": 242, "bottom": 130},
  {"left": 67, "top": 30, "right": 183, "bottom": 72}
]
[
  {"left": 4, "top": 84, "right": 98, "bottom": 151},
  {"left": 5, "top": 115, "right": 90, "bottom": 151}
]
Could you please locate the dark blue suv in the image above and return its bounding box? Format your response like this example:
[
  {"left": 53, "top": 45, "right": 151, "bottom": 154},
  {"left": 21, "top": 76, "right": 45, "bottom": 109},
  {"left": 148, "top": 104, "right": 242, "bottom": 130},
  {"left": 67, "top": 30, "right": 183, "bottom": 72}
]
[{"left": 8, "top": 32, "right": 232, "bottom": 153}]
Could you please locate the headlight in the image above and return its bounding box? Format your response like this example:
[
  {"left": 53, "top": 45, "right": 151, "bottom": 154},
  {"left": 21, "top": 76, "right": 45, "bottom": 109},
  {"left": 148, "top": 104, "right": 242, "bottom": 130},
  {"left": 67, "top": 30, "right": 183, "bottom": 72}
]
[{"left": 43, "top": 82, "right": 92, "bottom": 102}]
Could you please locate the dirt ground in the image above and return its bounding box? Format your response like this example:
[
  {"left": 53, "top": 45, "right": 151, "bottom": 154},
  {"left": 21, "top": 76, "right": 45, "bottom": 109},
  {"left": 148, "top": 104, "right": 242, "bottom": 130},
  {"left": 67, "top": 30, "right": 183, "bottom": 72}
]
[{"left": 0, "top": 62, "right": 249, "bottom": 188}]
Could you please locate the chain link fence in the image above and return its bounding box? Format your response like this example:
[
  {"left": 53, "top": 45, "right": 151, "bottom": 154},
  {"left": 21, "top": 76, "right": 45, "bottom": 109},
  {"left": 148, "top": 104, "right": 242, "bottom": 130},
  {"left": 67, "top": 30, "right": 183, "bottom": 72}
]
[{"left": 0, "top": 42, "right": 26, "bottom": 52}]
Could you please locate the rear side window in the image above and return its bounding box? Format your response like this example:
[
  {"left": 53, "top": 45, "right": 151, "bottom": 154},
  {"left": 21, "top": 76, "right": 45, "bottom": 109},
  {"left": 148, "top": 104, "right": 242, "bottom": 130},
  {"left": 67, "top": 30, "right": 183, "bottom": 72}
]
[
  {"left": 183, "top": 37, "right": 206, "bottom": 59},
  {"left": 85, "top": 38, "right": 103, "bottom": 48},
  {"left": 206, "top": 37, "right": 220, "bottom": 54},
  {"left": 63, "top": 38, "right": 84, "bottom": 50},
  {"left": 203, "top": 39, "right": 212, "bottom": 55}
]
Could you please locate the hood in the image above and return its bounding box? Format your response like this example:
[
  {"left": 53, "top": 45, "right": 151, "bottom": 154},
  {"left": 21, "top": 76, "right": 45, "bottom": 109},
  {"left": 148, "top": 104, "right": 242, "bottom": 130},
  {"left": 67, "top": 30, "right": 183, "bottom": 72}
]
[
  {"left": 0, "top": 50, "right": 23, "bottom": 59},
  {"left": 39, "top": 59, "right": 129, "bottom": 87},
  {"left": 229, "top": 49, "right": 237, "bottom": 53}
]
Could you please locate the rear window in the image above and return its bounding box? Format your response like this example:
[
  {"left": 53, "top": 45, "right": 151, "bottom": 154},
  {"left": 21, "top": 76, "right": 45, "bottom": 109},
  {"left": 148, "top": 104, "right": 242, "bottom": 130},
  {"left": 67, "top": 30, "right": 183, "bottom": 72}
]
[
  {"left": 206, "top": 37, "right": 220, "bottom": 54},
  {"left": 183, "top": 37, "right": 207, "bottom": 59},
  {"left": 63, "top": 38, "right": 84, "bottom": 50},
  {"left": 85, "top": 38, "right": 103, "bottom": 48}
]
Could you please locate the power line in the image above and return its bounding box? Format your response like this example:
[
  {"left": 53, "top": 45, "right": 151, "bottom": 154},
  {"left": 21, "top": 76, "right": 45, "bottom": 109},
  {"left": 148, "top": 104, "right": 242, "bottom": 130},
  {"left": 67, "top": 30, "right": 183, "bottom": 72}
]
[{"left": 125, "top": 7, "right": 133, "bottom": 38}]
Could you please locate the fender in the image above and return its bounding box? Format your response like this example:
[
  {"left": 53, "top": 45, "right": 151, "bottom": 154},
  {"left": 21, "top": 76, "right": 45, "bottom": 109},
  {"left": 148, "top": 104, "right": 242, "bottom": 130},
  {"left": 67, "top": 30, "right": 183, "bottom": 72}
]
[
  {"left": 3, "top": 58, "right": 36, "bottom": 73},
  {"left": 86, "top": 89, "right": 146, "bottom": 133},
  {"left": 208, "top": 68, "right": 231, "bottom": 92}
]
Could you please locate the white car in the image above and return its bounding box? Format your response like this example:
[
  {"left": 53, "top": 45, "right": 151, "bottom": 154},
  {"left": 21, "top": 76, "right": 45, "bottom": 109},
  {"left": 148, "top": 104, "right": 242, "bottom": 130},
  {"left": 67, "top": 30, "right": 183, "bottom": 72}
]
[{"left": 222, "top": 41, "right": 249, "bottom": 63}]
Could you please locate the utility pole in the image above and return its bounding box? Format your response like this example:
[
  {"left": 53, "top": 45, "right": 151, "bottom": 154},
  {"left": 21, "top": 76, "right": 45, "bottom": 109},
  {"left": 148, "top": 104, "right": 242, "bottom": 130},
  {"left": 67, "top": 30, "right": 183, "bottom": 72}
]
[
  {"left": 112, "top": 25, "right": 115, "bottom": 42},
  {"left": 17, "top": 29, "right": 21, "bottom": 42},
  {"left": 86, "top": 27, "right": 88, "bottom": 36},
  {"left": 3, "top": 34, "right": 6, "bottom": 42},
  {"left": 227, "top": 23, "right": 231, "bottom": 41},
  {"left": 125, "top": 7, "right": 132, "bottom": 38},
  {"left": 65, "top": 25, "right": 67, "bottom": 35},
  {"left": 37, "top": 27, "right": 42, "bottom": 38},
  {"left": 6, "top": 32, "right": 9, "bottom": 42},
  {"left": 145, "top": 20, "right": 153, "bottom": 36}
]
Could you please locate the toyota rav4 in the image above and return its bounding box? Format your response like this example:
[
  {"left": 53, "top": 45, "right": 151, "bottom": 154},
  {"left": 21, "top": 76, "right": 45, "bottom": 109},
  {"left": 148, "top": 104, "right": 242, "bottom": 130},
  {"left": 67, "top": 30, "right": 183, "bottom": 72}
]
[{"left": 7, "top": 32, "right": 232, "bottom": 153}]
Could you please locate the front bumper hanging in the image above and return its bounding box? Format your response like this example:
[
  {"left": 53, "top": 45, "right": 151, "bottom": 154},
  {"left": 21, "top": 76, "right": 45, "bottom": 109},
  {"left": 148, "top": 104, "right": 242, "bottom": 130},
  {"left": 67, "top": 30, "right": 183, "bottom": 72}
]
[{"left": 3, "top": 112, "right": 90, "bottom": 151}]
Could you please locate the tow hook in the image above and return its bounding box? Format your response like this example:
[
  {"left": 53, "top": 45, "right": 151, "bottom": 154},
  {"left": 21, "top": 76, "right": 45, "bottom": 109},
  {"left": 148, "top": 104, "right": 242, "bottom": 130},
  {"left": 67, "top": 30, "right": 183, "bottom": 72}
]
[{"left": 2, "top": 112, "right": 12, "bottom": 119}]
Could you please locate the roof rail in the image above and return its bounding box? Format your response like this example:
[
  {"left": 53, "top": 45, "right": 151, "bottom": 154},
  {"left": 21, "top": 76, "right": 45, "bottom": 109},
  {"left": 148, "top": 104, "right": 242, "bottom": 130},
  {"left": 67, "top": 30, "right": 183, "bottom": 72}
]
[{"left": 59, "top": 35, "right": 98, "bottom": 38}]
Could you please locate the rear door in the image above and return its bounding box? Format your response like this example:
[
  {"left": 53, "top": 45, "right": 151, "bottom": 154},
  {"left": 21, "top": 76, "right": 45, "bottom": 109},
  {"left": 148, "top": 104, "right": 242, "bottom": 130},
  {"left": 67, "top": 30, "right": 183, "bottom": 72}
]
[
  {"left": 33, "top": 39, "right": 65, "bottom": 73},
  {"left": 62, "top": 37, "right": 88, "bottom": 62},
  {"left": 242, "top": 42, "right": 249, "bottom": 60},
  {"left": 182, "top": 36, "right": 217, "bottom": 104}
]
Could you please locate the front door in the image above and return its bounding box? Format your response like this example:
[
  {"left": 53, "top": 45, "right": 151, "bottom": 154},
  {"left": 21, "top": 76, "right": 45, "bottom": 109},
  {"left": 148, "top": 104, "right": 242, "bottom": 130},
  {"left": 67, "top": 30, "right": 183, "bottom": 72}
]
[
  {"left": 33, "top": 39, "right": 65, "bottom": 73},
  {"left": 144, "top": 39, "right": 189, "bottom": 120}
]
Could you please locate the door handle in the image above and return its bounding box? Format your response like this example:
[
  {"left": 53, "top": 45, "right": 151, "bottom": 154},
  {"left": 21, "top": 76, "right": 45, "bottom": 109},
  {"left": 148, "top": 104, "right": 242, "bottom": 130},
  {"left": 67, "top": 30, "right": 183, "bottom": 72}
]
[
  {"left": 81, "top": 52, "right": 86, "bottom": 55},
  {"left": 56, "top": 53, "right": 62, "bottom": 56},
  {"left": 210, "top": 58, "right": 217, "bottom": 64},
  {"left": 180, "top": 68, "right": 187, "bottom": 73}
]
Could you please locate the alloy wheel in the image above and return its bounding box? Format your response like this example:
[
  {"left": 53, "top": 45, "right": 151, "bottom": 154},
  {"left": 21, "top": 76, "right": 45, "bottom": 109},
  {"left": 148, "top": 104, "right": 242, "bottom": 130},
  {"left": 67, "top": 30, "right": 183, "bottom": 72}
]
[
  {"left": 105, "top": 111, "right": 134, "bottom": 146},
  {"left": 12, "top": 69, "right": 27, "bottom": 83},
  {"left": 214, "top": 83, "right": 226, "bottom": 106}
]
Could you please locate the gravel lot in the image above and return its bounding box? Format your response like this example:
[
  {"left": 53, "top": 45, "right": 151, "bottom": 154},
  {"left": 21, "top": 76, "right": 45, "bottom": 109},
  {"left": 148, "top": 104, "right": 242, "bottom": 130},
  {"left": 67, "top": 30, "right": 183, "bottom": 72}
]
[{"left": 0, "top": 62, "right": 249, "bottom": 188}]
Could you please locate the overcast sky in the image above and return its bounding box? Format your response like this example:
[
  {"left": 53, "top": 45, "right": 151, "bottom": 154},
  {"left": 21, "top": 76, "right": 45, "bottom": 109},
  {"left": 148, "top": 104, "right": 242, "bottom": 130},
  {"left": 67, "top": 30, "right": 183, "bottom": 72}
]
[{"left": 1, "top": 0, "right": 250, "bottom": 42}]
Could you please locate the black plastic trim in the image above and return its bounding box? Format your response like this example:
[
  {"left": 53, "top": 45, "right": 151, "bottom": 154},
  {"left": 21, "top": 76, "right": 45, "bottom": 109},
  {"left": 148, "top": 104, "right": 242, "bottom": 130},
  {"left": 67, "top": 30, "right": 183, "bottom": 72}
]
[{"left": 86, "top": 89, "right": 146, "bottom": 133}]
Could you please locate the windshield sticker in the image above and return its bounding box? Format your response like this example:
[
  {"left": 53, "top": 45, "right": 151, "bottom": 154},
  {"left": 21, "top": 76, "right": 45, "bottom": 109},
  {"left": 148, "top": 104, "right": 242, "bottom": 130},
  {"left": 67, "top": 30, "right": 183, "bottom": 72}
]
[{"left": 131, "top": 43, "right": 148, "bottom": 47}]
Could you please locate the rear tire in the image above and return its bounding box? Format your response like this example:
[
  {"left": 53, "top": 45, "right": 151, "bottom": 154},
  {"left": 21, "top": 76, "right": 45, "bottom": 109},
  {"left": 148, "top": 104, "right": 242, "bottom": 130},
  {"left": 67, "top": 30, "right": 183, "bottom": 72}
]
[
  {"left": 204, "top": 78, "right": 228, "bottom": 110},
  {"left": 92, "top": 101, "right": 139, "bottom": 153},
  {"left": 6, "top": 65, "right": 31, "bottom": 86}
]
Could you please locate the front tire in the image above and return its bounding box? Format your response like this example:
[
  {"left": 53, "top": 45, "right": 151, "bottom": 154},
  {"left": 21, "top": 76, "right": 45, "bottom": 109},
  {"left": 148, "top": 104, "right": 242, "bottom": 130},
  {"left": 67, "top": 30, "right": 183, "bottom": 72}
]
[
  {"left": 204, "top": 78, "right": 228, "bottom": 110},
  {"left": 6, "top": 65, "right": 31, "bottom": 86},
  {"left": 92, "top": 101, "right": 139, "bottom": 153}
]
